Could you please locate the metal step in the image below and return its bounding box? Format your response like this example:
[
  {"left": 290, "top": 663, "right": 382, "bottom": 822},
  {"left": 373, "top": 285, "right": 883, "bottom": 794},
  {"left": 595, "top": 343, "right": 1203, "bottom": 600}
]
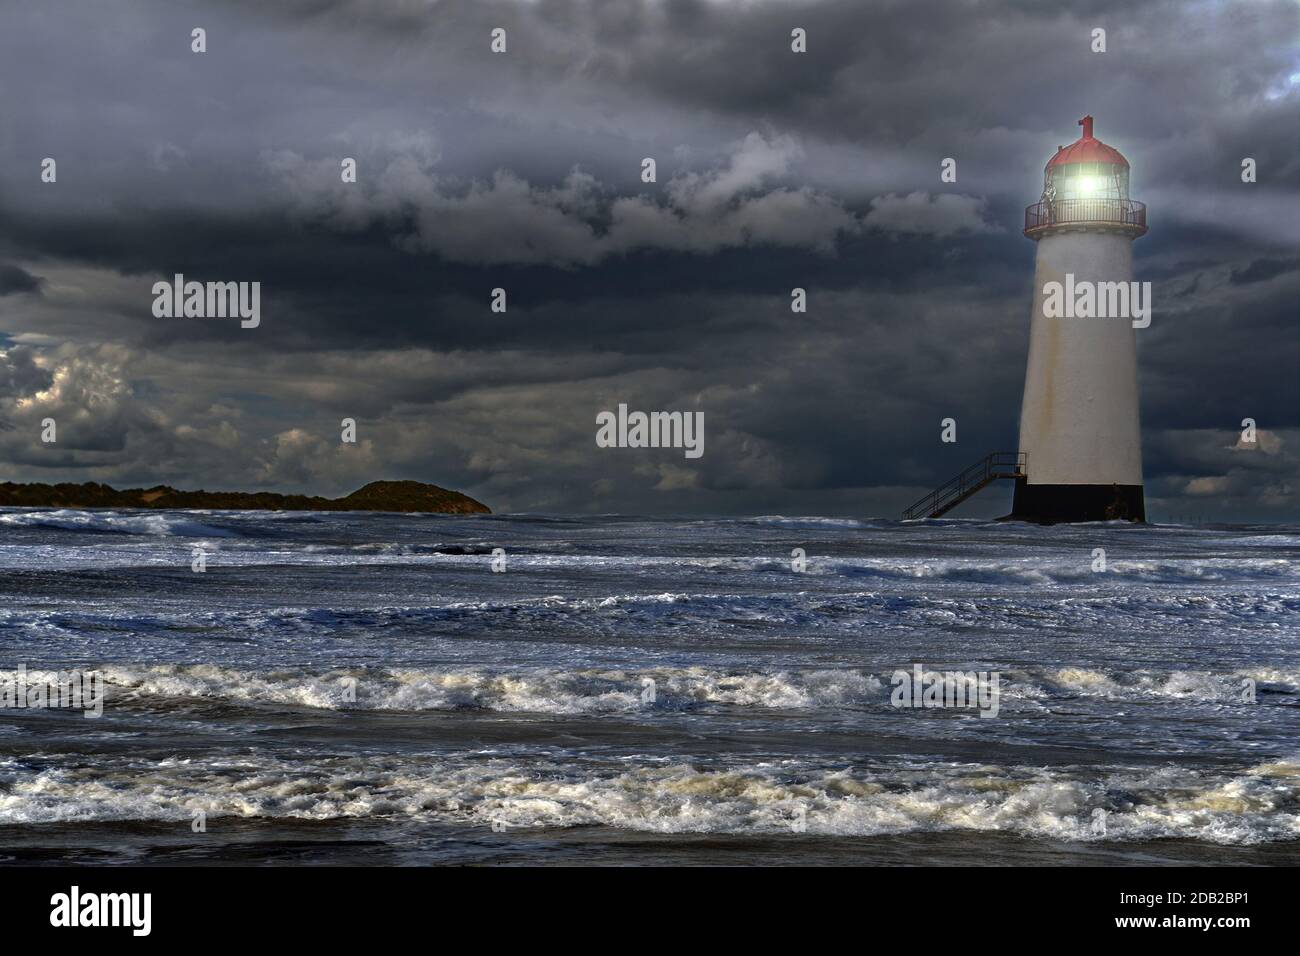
[{"left": 902, "top": 452, "right": 1026, "bottom": 520}]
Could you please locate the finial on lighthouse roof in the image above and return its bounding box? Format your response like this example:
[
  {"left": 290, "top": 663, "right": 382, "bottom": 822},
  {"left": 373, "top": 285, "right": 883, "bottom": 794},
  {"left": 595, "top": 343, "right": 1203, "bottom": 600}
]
[{"left": 1079, "top": 115, "right": 1094, "bottom": 139}]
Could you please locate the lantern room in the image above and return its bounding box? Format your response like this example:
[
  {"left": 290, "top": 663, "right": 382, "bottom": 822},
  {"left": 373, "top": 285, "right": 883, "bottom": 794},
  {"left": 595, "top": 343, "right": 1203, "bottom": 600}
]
[
  {"left": 1024, "top": 115, "right": 1146, "bottom": 238},
  {"left": 1044, "top": 115, "right": 1130, "bottom": 201}
]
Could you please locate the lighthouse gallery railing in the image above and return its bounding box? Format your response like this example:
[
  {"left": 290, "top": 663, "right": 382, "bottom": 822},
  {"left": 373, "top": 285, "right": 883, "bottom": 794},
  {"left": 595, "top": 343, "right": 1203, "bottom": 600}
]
[{"left": 1024, "top": 198, "right": 1146, "bottom": 235}]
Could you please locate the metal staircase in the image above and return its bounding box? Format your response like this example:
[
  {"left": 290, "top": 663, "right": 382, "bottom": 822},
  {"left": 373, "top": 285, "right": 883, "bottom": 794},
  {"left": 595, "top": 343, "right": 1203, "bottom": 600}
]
[{"left": 902, "top": 452, "right": 1026, "bottom": 520}]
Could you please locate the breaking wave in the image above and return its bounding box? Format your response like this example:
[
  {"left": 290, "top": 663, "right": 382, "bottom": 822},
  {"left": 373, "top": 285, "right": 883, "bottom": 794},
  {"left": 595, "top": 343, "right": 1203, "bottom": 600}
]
[
  {"left": 741, "top": 516, "right": 875, "bottom": 529},
  {"left": 98, "top": 663, "right": 884, "bottom": 714},
  {"left": 1017, "top": 667, "right": 1300, "bottom": 703},
  {"left": 2, "top": 753, "right": 1296, "bottom": 843},
  {"left": 83, "top": 663, "right": 1300, "bottom": 714},
  {"left": 0, "top": 509, "right": 235, "bottom": 537}
]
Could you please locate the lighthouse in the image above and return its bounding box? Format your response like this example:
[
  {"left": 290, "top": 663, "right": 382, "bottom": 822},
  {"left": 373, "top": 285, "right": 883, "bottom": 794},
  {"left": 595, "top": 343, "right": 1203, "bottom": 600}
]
[
  {"left": 1011, "top": 115, "right": 1148, "bottom": 523},
  {"left": 900, "top": 116, "right": 1149, "bottom": 524}
]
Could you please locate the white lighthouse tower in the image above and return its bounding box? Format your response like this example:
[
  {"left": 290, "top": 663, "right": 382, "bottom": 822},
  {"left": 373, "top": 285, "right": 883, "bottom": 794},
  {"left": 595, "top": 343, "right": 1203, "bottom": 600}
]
[{"left": 1011, "top": 115, "right": 1147, "bottom": 522}]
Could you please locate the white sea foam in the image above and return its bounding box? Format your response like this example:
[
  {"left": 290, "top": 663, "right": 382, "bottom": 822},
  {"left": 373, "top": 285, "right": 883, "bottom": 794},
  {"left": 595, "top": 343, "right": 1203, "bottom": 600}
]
[
  {"left": 0, "top": 509, "right": 234, "bottom": 537},
  {"left": 807, "top": 556, "right": 1299, "bottom": 585},
  {"left": 1036, "top": 667, "right": 1299, "bottom": 702},
  {"left": 87, "top": 662, "right": 1298, "bottom": 713},
  {"left": 743, "top": 516, "right": 874, "bottom": 529},
  {"left": 1218, "top": 534, "right": 1300, "bottom": 547},
  {"left": 2, "top": 754, "right": 1296, "bottom": 844},
  {"left": 97, "top": 664, "right": 884, "bottom": 714}
]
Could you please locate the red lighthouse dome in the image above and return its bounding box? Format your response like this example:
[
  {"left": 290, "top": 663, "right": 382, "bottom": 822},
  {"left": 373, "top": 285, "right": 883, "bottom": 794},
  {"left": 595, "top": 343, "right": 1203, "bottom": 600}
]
[{"left": 1046, "top": 115, "right": 1130, "bottom": 170}]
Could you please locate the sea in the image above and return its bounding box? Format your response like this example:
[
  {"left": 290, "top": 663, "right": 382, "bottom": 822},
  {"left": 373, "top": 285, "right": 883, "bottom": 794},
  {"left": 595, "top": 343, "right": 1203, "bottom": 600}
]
[{"left": 0, "top": 509, "right": 1297, "bottom": 866}]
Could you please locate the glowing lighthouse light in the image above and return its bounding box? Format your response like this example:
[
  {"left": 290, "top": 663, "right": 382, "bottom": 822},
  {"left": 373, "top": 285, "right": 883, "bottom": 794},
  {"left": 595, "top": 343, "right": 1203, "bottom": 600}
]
[
  {"left": 1011, "top": 115, "right": 1149, "bottom": 522},
  {"left": 1042, "top": 117, "right": 1131, "bottom": 203}
]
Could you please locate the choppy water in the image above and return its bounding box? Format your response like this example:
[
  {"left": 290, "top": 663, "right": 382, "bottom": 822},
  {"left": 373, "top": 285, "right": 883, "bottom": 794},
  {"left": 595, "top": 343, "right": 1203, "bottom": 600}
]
[{"left": 1, "top": 509, "right": 1297, "bottom": 865}]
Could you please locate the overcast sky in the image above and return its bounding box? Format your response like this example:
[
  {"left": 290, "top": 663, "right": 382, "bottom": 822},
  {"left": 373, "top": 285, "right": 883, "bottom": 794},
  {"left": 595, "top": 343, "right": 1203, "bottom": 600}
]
[{"left": 0, "top": 0, "right": 1296, "bottom": 519}]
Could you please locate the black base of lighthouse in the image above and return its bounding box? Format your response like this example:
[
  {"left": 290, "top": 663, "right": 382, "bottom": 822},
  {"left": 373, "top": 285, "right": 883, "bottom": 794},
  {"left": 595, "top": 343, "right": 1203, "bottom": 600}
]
[{"left": 1007, "top": 479, "right": 1145, "bottom": 524}]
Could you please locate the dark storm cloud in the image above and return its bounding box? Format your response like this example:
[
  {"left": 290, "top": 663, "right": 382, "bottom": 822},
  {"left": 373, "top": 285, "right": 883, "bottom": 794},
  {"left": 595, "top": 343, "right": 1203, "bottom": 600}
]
[
  {"left": 0, "top": 346, "right": 53, "bottom": 397},
  {"left": 0, "top": 0, "right": 1296, "bottom": 518},
  {"left": 1230, "top": 257, "right": 1300, "bottom": 285},
  {"left": 220, "top": 0, "right": 1300, "bottom": 202},
  {"left": 0, "top": 264, "right": 42, "bottom": 296}
]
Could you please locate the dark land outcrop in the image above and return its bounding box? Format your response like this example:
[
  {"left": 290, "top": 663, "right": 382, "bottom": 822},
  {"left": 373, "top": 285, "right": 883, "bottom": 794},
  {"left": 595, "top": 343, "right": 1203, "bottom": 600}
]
[{"left": 0, "top": 479, "right": 491, "bottom": 514}]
